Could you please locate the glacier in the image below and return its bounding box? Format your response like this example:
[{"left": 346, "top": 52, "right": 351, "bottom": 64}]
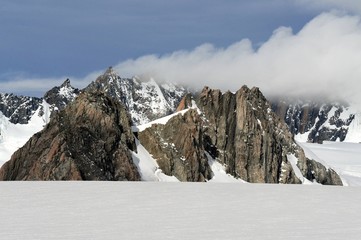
[{"left": 0, "top": 182, "right": 360, "bottom": 239}]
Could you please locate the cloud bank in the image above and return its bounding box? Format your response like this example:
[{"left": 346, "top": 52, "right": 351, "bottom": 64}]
[
  {"left": 2, "top": 12, "right": 361, "bottom": 108},
  {"left": 114, "top": 12, "right": 361, "bottom": 106}
]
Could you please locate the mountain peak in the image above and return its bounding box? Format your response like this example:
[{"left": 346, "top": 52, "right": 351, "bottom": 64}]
[
  {"left": 60, "top": 78, "right": 71, "bottom": 88},
  {"left": 101, "top": 66, "right": 119, "bottom": 80},
  {"left": 87, "top": 71, "right": 187, "bottom": 125},
  {"left": 44, "top": 79, "right": 80, "bottom": 113},
  {"left": 0, "top": 90, "right": 140, "bottom": 180},
  {"left": 104, "top": 66, "right": 115, "bottom": 75}
]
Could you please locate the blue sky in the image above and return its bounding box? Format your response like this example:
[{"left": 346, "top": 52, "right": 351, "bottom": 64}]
[{"left": 1, "top": 0, "right": 361, "bottom": 98}]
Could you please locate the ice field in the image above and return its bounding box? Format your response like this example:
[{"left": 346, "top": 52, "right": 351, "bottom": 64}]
[{"left": 0, "top": 182, "right": 361, "bottom": 240}]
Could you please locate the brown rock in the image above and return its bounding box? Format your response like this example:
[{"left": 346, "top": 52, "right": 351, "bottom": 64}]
[
  {"left": 138, "top": 109, "right": 212, "bottom": 182},
  {"left": 176, "top": 86, "right": 342, "bottom": 185},
  {"left": 0, "top": 90, "right": 140, "bottom": 181}
]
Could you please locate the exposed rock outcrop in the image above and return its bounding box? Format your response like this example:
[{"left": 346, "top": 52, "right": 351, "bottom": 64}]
[
  {"left": 193, "top": 86, "right": 300, "bottom": 183},
  {"left": 44, "top": 78, "right": 80, "bottom": 112},
  {"left": 138, "top": 109, "right": 212, "bottom": 182},
  {"left": 0, "top": 90, "right": 140, "bottom": 180},
  {"left": 138, "top": 86, "right": 342, "bottom": 185}
]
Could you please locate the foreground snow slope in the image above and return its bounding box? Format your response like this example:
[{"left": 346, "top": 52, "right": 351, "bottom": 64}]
[{"left": 0, "top": 182, "right": 360, "bottom": 240}]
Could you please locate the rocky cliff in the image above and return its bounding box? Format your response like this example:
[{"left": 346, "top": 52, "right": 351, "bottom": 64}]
[
  {"left": 138, "top": 109, "right": 212, "bottom": 182},
  {"left": 137, "top": 86, "right": 342, "bottom": 185},
  {"left": 0, "top": 90, "right": 140, "bottom": 180},
  {"left": 0, "top": 69, "right": 344, "bottom": 184}
]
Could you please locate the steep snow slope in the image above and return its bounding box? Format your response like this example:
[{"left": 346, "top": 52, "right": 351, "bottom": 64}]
[
  {"left": 131, "top": 139, "right": 179, "bottom": 182},
  {"left": 0, "top": 101, "right": 50, "bottom": 165},
  {"left": 0, "top": 182, "right": 361, "bottom": 240},
  {"left": 299, "top": 141, "right": 361, "bottom": 186}
]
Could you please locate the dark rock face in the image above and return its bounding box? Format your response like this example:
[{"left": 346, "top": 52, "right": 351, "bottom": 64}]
[
  {"left": 0, "top": 91, "right": 140, "bottom": 181},
  {"left": 44, "top": 78, "right": 80, "bottom": 112},
  {"left": 0, "top": 79, "right": 79, "bottom": 125},
  {"left": 138, "top": 109, "right": 212, "bottom": 182},
  {"left": 193, "top": 86, "right": 300, "bottom": 183},
  {"left": 141, "top": 86, "right": 342, "bottom": 185},
  {"left": 303, "top": 159, "right": 342, "bottom": 185},
  {"left": 85, "top": 67, "right": 186, "bottom": 125},
  {"left": 0, "top": 93, "right": 42, "bottom": 124},
  {"left": 271, "top": 99, "right": 355, "bottom": 143},
  {"left": 292, "top": 148, "right": 342, "bottom": 185}
]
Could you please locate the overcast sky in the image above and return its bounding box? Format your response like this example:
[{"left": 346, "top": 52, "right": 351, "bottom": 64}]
[{"left": 1, "top": 0, "right": 361, "bottom": 103}]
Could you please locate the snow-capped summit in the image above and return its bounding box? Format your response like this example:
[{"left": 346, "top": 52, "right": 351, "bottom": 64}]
[
  {"left": 0, "top": 93, "right": 43, "bottom": 124},
  {"left": 85, "top": 67, "right": 186, "bottom": 125},
  {"left": 0, "top": 79, "right": 80, "bottom": 164},
  {"left": 44, "top": 78, "right": 80, "bottom": 112}
]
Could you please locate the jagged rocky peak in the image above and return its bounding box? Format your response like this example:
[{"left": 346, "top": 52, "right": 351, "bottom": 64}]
[
  {"left": 85, "top": 67, "right": 187, "bottom": 125},
  {"left": 0, "top": 93, "right": 43, "bottom": 124},
  {"left": 93, "top": 66, "right": 118, "bottom": 85},
  {"left": 138, "top": 85, "right": 342, "bottom": 185},
  {"left": 270, "top": 97, "right": 356, "bottom": 143},
  {"left": 44, "top": 78, "right": 80, "bottom": 111},
  {"left": 0, "top": 79, "right": 80, "bottom": 125},
  {"left": 195, "top": 85, "right": 298, "bottom": 183},
  {"left": 0, "top": 90, "right": 140, "bottom": 180}
]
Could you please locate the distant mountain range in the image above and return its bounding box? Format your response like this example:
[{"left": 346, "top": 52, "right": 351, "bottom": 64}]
[{"left": 0, "top": 67, "right": 359, "bottom": 184}]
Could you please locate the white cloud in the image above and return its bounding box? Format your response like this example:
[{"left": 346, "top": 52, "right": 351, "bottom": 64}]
[
  {"left": 115, "top": 12, "right": 361, "bottom": 107},
  {"left": 3, "top": 11, "right": 361, "bottom": 109}
]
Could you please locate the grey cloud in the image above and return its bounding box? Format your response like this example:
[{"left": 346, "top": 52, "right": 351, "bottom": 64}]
[
  {"left": 295, "top": 0, "right": 361, "bottom": 14},
  {"left": 114, "top": 12, "right": 361, "bottom": 107}
]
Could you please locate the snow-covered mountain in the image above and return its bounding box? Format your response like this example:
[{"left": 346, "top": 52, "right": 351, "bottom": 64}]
[
  {"left": 0, "top": 68, "right": 360, "bottom": 184},
  {"left": 271, "top": 98, "right": 361, "bottom": 143},
  {"left": 0, "top": 69, "right": 186, "bottom": 165},
  {"left": 85, "top": 67, "right": 186, "bottom": 125},
  {"left": 0, "top": 83, "right": 342, "bottom": 185},
  {"left": 0, "top": 79, "right": 79, "bottom": 164},
  {"left": 0, "top": 93, "right": 43, "bottom": 124}
]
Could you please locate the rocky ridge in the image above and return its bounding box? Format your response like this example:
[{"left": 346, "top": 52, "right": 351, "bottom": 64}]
[
  {"left": 137, "top": 86, "right": 342, "bottom": 185},
  {"left": 85, "top": 67, "right": 186, "bottom": 125},
  {"left": 44, "top": 78, "right": 80, "bottom": 114},
  {"left": 0, "top": 93, "right": 42, "bottom": 124},
  {"left": 0, "top": 79, "right": 79, "bottom": 125},
  {"left": 0, "top": 90, "right": 140, "bottom": 180},
  {"left": 271, "top": 98, "right": 357, "bottom": 143},
  {"left": 0, "top": 69, "right": 344, "bottom": 184}
]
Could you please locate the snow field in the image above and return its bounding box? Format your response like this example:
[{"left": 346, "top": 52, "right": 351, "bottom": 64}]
[
  {"left": 0, "top": 182, "right": 361, "bottom": 240},
  {"left": 299, "top": 141, "right": 361, "bottom": 186},
  {"left": 0, "top": 101, "right": 50, "bottom": 165}
]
